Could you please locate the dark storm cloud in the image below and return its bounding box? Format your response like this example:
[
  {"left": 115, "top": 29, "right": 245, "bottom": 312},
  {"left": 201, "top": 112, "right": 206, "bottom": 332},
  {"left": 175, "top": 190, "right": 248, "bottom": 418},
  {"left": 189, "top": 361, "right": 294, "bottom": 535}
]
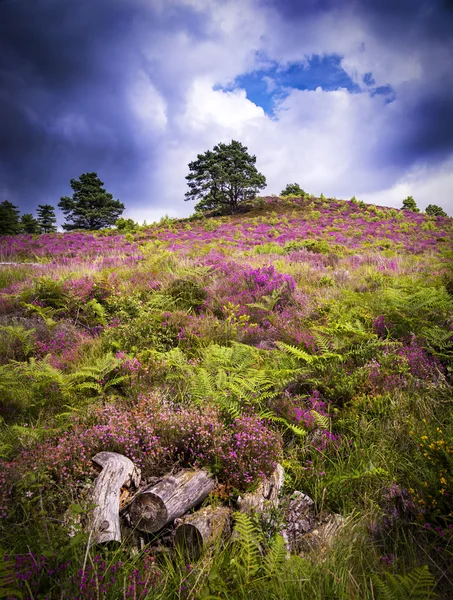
[
  {"left": 0, "top": 0, "right": 213, "bottom": 214},
  {"left": 0, "top": 0, "right": 150, "bottom": 212},
  {"left": 262, "top": 0, "right": 453, "bottom": 169}
]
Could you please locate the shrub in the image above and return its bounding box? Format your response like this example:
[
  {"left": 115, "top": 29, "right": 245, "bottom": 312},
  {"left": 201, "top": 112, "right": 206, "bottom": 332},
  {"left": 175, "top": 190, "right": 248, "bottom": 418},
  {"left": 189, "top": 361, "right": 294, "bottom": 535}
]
[{"left": 167, "top": 278, "right": 207, "bottom": 311}]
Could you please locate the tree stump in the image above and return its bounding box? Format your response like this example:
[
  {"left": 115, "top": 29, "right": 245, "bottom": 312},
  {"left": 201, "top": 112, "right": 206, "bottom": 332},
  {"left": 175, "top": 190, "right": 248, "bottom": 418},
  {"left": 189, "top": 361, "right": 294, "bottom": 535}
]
[
  {"left": 174, "top": 506, "right": 231, "bottom": 557},
  {"left": 237, "top": 464, "right": 284, "bottom": 514},
  {"left": 129, "top": 469, "right": 215, "bottom": 533},
  {"left": 89, "top": 452, "right": 141, "bottom": 545}
]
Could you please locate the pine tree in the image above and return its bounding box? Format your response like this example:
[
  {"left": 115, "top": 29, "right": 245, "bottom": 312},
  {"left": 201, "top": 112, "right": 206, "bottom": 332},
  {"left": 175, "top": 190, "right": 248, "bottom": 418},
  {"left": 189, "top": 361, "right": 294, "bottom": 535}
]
[
  {"left": 402, "top": 196, "right": 419, "bottom": 212},
  {"left": 37, "top": 204, "right": 57, "bottom": 233},
  {"left": 425, "top": 204, "right": 447, "bottom": 217},
  {"left": 280, "top": 183, "right": 307, "bottom": 197},
  {"left": 58, "top": 173, "right": 124, "bottom": 230},
  {"left": 0, "top": 200, "right": 22, "bottom": 235},
  {"left": 185, "top": 140, "right": 266, "bottom": 214},
  {"left": 20, "top": 213, "right": 41, "bottom": 234}
]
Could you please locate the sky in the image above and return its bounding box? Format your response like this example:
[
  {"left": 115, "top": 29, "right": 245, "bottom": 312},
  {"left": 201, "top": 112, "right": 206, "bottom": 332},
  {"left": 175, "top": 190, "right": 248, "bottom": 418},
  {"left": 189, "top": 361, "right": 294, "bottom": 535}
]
[{"left": 1, "top": 0, "right": 453, "bottom": 224}]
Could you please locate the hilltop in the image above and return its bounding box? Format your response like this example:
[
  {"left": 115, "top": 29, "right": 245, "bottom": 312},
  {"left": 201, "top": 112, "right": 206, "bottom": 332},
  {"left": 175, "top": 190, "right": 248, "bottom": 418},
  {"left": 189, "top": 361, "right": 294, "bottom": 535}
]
[{"left": 0, "top": 196, "right": 452, "bottom": 599}]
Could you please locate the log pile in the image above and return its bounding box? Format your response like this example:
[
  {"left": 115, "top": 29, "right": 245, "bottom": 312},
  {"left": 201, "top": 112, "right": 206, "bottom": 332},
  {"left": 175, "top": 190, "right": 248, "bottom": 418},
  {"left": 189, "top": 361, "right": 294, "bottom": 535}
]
[{"left": 86, "top": 454, "right": 343, "bottom": 557}]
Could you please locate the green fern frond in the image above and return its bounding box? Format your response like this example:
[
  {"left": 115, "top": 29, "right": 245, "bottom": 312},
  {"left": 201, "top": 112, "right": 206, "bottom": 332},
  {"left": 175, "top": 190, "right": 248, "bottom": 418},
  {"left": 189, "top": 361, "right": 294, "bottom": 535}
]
[
  {"left": 276, "top": 342, "right": 314, "bottom": 362},
  {"left": 263, "top": 535, "right": 287, "bottom": 578},
  {"left": 232, "top": 512, "right": 262, "bottom": 581},
  {"left": 310, "top": 410, "right": 330, "bottom": 429},
  {"left": 259, "top": 410, "right": 307, "bottom": 438},
  {"left": 372, "top": 565, "right": 437, "bottom": 599}
]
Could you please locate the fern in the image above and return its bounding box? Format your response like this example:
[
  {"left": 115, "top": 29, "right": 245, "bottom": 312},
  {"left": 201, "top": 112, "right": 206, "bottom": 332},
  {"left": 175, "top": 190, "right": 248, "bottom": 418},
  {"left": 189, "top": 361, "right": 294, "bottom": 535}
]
[
  {"left": 259, "top": 409, "right": 307, "bottom": 438},
  {"left": 232, "top": 512, "right": 263, "bottom": 582},
  {"left": 372, "top": 565, "right": 437, "bottom": 599},
  {"left": 263, "top": 534, "right": 287, "bottom": 578}
]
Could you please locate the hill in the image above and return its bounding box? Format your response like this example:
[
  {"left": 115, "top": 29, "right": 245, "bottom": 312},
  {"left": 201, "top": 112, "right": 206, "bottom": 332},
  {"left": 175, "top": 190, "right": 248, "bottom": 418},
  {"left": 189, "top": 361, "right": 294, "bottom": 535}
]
[{"left": 1, "top": 196, "right": 452, "bottom": 599}]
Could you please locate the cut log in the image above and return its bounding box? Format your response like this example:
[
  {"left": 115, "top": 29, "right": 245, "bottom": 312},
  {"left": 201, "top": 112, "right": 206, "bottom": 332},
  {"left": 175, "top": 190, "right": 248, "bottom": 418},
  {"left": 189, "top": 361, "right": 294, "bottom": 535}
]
[
  {"left": 174, "top": 506, "right": 231, "bottom": 557},
  {"left": 237, "top": 464, "right": 284, "bottom": 514},
  {"left": 89, "top": 452, "right": 141, "bottom": 545},
  {"left": 129, "top": 469, "right": 215, "bottom": 533}
]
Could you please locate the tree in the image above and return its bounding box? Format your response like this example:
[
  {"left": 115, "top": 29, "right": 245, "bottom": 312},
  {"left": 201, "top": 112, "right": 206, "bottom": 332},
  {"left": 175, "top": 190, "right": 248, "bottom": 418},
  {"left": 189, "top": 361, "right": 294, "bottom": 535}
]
[
  {"left": 280, "top": 183, "right": 307, "bottom": 197},
  {"left": 402, "top": 196, "right": 419, "bottom": 212},
  {"left": 185, "top": 140, "right": 266, "bottom": 214},
  {"left": 0, "top": 200, "right": 22, "bottom": 235},
  {"left": 20, "top": 213, "right": 41, "bottom": 234},
  {"left": 425, "top": 204, "right": 447, "bottom": 217},
  {"left": 58, "top": 173, "right": 124, "bottom": 230},
  {"left": 37, "top": 204, "right": 57, "bottom": 233}
]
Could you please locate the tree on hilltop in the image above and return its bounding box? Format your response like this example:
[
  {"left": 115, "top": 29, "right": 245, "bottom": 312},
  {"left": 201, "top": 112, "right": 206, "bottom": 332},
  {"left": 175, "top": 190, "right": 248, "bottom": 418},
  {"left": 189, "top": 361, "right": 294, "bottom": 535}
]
[
  {"left": 58, "top": 173, "right": 124, "bottom": 230},
  {"left": 425, "top": 204, "right": 447, "bottom": 217},
  {"left": 37, "top": 204, "right": 57, "bottom": 233},
  {"left": 0, "top": 200, "right": 22, "bottom": 235},
  {"left": 402, "top": 196, "right": 419, "bottom": 212},
  {"left": 185, "top": 140, "right": 266, "bottom": 214},
  {"left": 20, "top": 213, "right": 41, "bottom": 234},
  {"left": 280, "top": 183, "right": 307, "bottom": 197}
]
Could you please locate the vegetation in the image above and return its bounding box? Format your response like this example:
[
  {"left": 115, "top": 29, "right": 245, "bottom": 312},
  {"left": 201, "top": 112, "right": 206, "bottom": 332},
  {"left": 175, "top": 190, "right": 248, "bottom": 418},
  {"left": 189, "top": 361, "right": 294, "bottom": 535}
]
[
  {"left": 0, "top": 195, "right": 452, "bottom": 598},
  {"left": 402, "top": 195, "right": 420, "bottom": 212},
  {"left": 185, "top": 140, "right": 266, "bottom": 214},
  {"left": 37, "top": 204, "right": 57, "bottom": 233},
  {"left": 426, "top": 204, "right": 448, "bottom": 217},
  {"left": 0, "top": 200, "right": 21, "bottom": 235},
  {"left": 59, "top": 172, "right": 124, "bottom": 230},
  {"left": 280, "top": 183, "right": 308, "bottom": 197}
]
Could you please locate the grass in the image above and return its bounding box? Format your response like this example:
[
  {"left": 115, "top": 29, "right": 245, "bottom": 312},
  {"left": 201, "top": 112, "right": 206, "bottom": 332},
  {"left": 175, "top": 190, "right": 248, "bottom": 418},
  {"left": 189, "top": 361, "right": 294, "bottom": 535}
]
[{"left": 0, "top": 196, "right": 452, "bottom": 598}]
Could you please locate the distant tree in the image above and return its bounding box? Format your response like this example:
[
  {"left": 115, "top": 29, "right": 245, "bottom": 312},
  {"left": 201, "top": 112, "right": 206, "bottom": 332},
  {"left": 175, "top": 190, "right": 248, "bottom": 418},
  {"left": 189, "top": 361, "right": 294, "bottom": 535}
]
[
  {"left": 58, "top": 173, "right": 124, "bottom": 230},
  {"left": 20, "top": 213, "right": 41, "bottom": 234},
  {"left": 0, "top": 200, "right": 22, "bottom": 235},
  {"left": 185, "top": 140, "right": 266, "bottom": 214},
  {"left": 37, "top": 204, "right": 57, "bottom": 233},
  {"left": 115, "top": 217, "right": 138, "bottom": 233},
  {"left": 280, "top": 183, "right": 306, "bottom": 197},
  {"left": 425, "top": 204, "right": 447, "bottom": 217},
  {"left": 402, "top": 196, "right": 419, "bottom": 212}
]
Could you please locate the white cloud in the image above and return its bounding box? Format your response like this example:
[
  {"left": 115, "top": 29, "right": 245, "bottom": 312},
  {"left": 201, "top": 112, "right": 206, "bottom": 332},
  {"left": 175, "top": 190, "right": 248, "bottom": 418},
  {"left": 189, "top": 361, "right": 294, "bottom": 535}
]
[
  {"left": 360, "top": 157, "right": 453, "bottom": 214},
  {"left": 124, "top": 0, "right": 453, "bottom": 220}
]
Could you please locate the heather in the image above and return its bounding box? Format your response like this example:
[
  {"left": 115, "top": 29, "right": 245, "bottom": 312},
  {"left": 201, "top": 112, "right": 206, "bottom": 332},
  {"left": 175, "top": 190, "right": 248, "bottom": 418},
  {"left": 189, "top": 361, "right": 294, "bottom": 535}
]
[{"left": 1, "top": 196, "right": 452, "bottom": 599}]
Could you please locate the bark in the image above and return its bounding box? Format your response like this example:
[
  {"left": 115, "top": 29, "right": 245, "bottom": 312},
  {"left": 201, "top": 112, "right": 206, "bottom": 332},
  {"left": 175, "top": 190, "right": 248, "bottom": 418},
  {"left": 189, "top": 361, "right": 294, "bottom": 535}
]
[
  {"left": 89, "top": 452, "right": 141, "bottom": 545},
  {"left": 237, "top": 464, "right": 284, "bottom": 514},
  {"left": 174, "top": 506, "right": 231, "bottom": 557},
  {"left": 129, "top": 469, "right": 215, "bottom": 533}
]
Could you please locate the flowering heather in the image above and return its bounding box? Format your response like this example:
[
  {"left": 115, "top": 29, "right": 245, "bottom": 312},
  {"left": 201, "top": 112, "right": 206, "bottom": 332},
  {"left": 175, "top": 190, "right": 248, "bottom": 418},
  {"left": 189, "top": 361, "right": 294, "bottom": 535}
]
[
  {"left": 0, "top": 231, "right": 143, "bottom": 266},
  {"left": 217, "top": 415, "right": 282, "bottom": 489}
]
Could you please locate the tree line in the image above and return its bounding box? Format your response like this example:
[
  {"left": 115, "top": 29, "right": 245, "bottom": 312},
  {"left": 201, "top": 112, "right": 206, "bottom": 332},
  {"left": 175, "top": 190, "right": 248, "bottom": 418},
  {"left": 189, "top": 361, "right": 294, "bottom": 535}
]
[{"left": 0, "top": 142, "right": 449, "bottom": 235}]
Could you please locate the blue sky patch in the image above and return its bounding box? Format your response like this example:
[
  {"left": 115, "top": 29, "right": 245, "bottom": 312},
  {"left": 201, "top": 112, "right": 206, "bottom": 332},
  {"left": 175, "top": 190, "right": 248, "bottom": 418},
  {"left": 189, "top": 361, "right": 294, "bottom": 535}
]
[
  {"left": 216, "top": 55, "right": 396, "bottom": 114},
  {"left": 216, "top": 54, "right": 361, "bottom": 115}
]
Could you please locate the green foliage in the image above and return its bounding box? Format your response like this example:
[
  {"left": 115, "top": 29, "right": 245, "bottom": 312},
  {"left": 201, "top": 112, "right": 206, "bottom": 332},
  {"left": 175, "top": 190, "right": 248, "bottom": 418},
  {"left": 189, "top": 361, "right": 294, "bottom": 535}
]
[
  {"left": 20, "top": 213, "right": 41, "bottom": 234},
  {"left": 372, "top": 565, "right": 437, "bottom": 599},
  {"left": 185, "top": 140, "right": 266, "bottom": 214},
  {"left": 231, "top": 512, "right": 263, "bottom": 581},
  {"left": 0, "top": 325, "right": 35, "bottom": 363},
  {"left": 401, "top": 196, "right": 419, "bottom": 212},
  {"left": 69, "top": 353, "right": 128, "bottom": 397},
  {"left": 58, "top": 172, "right": 124, "bottom": 230},
  {"left": 167, "top": 278, "right": 207, "bottom": 311},
  {"left": 280, "top": 183, "right": 307, "bottom": 197},
  {"left": 0, "top": 358, "right": 74, "bottom": 420},
  {"left": 425, "top": 204, "right": 447, "bottom": 217},
  {"left": 115, "top": 217, "right": 139, "bottom": 232},
  {"left": 37, "top": 204, "right": 57, "bottom": 233},
  {"left": 0, "top": 201, "right": 21, "bottom": 235},
  {"left": 284, "top": 239, "right": 331, "bottom": 254}
]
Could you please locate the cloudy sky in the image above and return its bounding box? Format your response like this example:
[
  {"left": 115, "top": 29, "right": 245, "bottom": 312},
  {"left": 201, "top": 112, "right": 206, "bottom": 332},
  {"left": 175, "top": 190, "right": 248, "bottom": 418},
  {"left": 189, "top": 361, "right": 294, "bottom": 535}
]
[{"left": 1, "top": 0, "right": 453, "bottom": 223}]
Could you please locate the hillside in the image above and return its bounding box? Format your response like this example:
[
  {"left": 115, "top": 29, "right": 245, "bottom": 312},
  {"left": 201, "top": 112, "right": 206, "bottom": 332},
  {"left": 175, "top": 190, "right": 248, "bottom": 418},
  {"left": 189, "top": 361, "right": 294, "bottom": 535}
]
[{"left": 1, "top": 196, "right": 452, "bottom": 599}]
